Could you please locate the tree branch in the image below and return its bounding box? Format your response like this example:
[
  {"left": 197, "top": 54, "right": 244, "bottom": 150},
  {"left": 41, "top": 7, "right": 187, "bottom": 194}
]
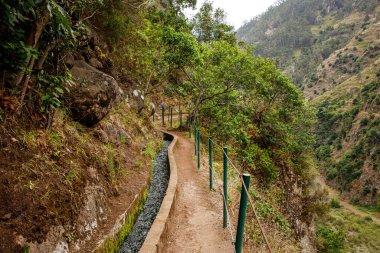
[{"left": 199, "top": 84, "right": 233, "bottom": 104}]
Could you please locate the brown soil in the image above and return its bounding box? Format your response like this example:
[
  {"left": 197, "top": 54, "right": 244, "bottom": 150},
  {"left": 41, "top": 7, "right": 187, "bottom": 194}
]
[
  {"left": 0, "top": 123, "right": 49, "bottom": 253},
  {"left": 0, "top": 114, "right": 154, "bottom": 253},
  {"left": 161, "top": 131, "right": 234, "bottom": 252}
]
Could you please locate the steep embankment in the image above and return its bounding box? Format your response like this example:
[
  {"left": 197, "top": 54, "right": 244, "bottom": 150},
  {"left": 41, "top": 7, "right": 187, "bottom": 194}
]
[
  {"left": 237, "top": 0, "right": 380, "bottom": 209},
  {"left": 0, "top": 0, "right": 184, "bottom": 251},
  {"left": 0, "top": 103, "right": 161, "bottom": 252}
]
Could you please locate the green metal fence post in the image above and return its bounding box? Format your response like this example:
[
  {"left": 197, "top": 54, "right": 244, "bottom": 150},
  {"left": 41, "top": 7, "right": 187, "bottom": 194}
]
[
  {"left": 170, "top": 107, "right": 173, "bottom": 128},
  {"left": 161, "top": 106, "right": 164, "bottom": 126},
  {"left": 197, "top": 129, "right": 200, "bottom": 170},
  {"left": 179, "top": 109, "right": 182, "bottom": 131},
  {"left": 209, "top": 137, "right": 213, "bottom": 190},
  {"left": 194, "top": 125, "right": 197, "bottom": 155},
  {"left": 168, "top": 106, "right": 170, "bottom": 122},
  {"left": 223, "top": 147, "right": 228, "bottom": 228},
  {"left": 235, "top": 174, "right": 251, "bottom": 253}
]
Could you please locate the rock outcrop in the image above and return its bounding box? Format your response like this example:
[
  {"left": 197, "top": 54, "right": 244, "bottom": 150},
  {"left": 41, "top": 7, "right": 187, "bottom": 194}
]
[{"left": 67, "top": 61, "right": 123, "bottom": 127}]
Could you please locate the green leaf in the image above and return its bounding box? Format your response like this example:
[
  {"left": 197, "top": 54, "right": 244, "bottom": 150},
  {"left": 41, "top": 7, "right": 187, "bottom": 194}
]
[
  {"left": 55, "top": 87, "right": 64, "bottom": 93},
  {"left": 42, "top": 94, "right": 50, "bottom": 101}
]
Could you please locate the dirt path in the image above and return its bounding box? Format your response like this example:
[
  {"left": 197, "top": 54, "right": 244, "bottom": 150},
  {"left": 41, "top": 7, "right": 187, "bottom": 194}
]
[
  {"left": 161, "top": 131, "right": 234, "bottom": 253},
  {"left": 318, "top": 177, "right": 380, "bottom": 225}
]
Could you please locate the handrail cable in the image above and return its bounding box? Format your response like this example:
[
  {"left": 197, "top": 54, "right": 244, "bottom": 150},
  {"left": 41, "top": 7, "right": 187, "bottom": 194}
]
[{"left": 208, "top": 137, "right": 273, "bottom": 253}]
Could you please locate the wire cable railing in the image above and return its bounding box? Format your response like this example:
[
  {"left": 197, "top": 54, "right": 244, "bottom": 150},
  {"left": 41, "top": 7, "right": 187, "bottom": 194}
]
[{"left": 208, "top": 136, "right": 273, "bottom": 253}]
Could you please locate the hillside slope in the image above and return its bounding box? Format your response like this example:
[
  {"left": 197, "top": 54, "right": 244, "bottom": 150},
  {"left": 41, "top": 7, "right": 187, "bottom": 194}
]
[{"left": 237, "top": 0, "right": 380, "bottom": 208}]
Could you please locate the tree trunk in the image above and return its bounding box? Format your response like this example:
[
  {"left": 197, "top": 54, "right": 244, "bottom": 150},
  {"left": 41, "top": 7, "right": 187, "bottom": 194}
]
[
  {"left": 14, "top": 7, "right": 50, "bottom": 87},
  {"left": 18, "top": 57, "right": 36, "bottom": 113},
  {"left": 35, "top": 43, "right": 52, "bottom": 71}
]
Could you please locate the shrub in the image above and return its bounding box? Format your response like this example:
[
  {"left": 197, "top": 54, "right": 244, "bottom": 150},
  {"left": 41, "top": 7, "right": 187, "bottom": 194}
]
[
  {"left": 330, "top": 198, "right": 341, "bottom": 208},
  {"left": 360, "top": 118, "right": 369, "bottom": 126},
  {"left": 326, "top": 167, "right": 338, "bottom": 180},
  {"left": 316, "top": 225, "right": 346, "bottom": 253},
  {"left": 316, "top": 145, "right": 332, "bottom": 160},
  {"left": 363, "top": 185, "right": 371, "bottom": 195}
]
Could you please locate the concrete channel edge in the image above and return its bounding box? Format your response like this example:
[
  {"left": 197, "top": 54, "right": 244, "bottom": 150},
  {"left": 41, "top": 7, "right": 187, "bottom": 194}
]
[{"left": 139, "top": 131, "right": 178, "bottom": 253}]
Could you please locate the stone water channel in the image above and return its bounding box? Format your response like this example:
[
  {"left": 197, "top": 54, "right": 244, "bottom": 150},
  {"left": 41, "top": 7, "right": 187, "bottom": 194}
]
[{"left": 118, "top": 137, "right": 171, "bottom": 253}]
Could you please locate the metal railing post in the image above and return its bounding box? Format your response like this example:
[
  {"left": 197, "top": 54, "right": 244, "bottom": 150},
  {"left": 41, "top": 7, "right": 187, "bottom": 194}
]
[
  {"left": 235, "top": 174, "right": 251, "bottom": 253},
  {"left": 179, "top": 109, "right": 182, "bottom": 131},
  {"left": 223, "top": 147, "right": 228, "bottom": 228},
  {"left": 209, "top": 137, "right": 213, "bottom": 190},
  {"left": 197, "top": 129, "right": 200, "bottom": 170},
  {"left": 168, "top": 106, "right": 170, "bottom": 122},
  {"left": 161, "top": 106, "right": 164, "bottom": 126},
  {"left": 194, "top": 125, "right": 197, "bottom": 155},
  {"left": 170, "top": 107, "right": 173, "bottom": 128}
]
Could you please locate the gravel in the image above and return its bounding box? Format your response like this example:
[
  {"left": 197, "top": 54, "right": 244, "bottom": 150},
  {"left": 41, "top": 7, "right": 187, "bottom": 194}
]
[{"left": 119, "top": 139, "right": 171, "bottom": 253}]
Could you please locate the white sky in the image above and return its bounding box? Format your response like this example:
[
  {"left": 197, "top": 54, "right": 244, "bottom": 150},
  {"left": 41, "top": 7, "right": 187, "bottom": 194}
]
[{"left": 184, "top": 0, "right": 278, "bottom": 30}]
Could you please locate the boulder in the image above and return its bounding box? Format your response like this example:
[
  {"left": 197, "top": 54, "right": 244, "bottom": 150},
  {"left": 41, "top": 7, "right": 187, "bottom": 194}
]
[
  {"left": 89, "top": 58, "right": 103, "bottom": 69},
  {"left": 93, "top": 129, "right": 109, "bottom": 143},
  {"left": 63, "top": 52, "right": 75, "bottom": 68},
  {"left": 149, "top": 102, "right": 155, "bottom": 116},
  {"left": 129, "top": 89, "right": 145, "bottom": 113},
  {"left": 118, "top": 129, "right": 132, "bottom": 146},
  {"left": 67, "top": 61, "right": 121, "bottom": 127},
  {"left": 103, "top": 122, "right": 119, "bottom": 144}
]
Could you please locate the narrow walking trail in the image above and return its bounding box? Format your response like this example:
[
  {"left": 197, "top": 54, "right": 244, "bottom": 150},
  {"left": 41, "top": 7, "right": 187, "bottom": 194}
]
[
  {"left": 161, "top": 131, "right": 234, "bottom": 253},
  {"left": 318, "top": 177, "right": 380, "bottom": 225}
]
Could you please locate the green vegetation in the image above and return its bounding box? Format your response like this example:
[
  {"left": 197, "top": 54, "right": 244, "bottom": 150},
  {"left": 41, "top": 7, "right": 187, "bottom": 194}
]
[
  {"left": 316, "top": 224, "right": 346, "bottom": 253},
  {"left": 237, "top": 1, "right": 380, "bottom": 252},
  {"left": 330, "top": 198, "right": 341, "bottom": 209},
  {"left": 315, "top": 80, "right": 379, "bottom": 192},
  {"left": 144, "top": 140, "right": 162, "bottom": 160},
  {"left": 237, "top": 1, "right": 379, "bottom": 205},
  {"left": 316, "top": 207, "right": 380, "bottom": 252}
]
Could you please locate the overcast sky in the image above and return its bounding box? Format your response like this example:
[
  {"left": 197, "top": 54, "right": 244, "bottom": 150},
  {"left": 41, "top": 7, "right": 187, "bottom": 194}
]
[{"left": 184, "top": 0, "right": 278, "bottom": 30}]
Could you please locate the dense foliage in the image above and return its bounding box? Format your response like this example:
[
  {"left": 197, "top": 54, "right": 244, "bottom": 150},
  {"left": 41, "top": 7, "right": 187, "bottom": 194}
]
[
  {"left": 180, "top": 40, "right": 315, "bottom": 185},
  {"left": 0, "top": 0, "right": 105, "bottom": 120},
  {"left": 315, "top": 80, "right": 380, "bottom": 193}
]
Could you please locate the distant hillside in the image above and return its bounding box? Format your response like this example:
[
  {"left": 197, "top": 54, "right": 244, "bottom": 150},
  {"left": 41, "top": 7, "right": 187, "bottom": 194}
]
[
  {"left": 237, "top": 0, "right": 380, "bottom": 213},
  {"left": 237, "top": 0, "right": 379, "bottom": 89}
]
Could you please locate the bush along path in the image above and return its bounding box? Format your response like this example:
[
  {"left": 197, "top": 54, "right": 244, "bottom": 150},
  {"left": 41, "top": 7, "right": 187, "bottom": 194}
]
[{"left": 161, "top": 131, "right": 234, "bottom": 252}]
